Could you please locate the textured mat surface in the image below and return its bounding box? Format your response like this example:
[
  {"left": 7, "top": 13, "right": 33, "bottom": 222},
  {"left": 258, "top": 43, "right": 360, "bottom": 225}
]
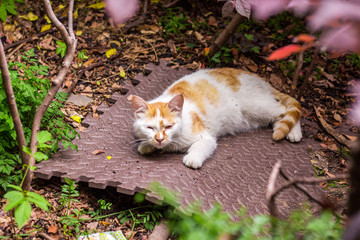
[{"left": 36, "top": 60, "right": 321, "bottom": 217}]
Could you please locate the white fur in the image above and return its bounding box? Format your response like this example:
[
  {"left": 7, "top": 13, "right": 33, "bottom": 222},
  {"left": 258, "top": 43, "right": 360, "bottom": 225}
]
[{"left": 133, "top": 70, "right": 302, "bottom": 169}]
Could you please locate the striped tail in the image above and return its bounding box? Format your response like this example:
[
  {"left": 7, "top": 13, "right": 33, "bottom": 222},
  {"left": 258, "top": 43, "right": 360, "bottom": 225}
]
[{"left": 272, "top": 90, "right": 302, "bottom": 141}]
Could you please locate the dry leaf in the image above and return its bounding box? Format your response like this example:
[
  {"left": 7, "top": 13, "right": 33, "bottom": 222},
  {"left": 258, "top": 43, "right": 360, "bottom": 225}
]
[
  {"left": 127, "top": 95, "right": 134, "bottom": 101},
  {"left": 48, "top": 225, "right": 58, "bottom": 234},
  {"left": 92, "top": 150, "right": 105, "bottom": 155},
  {"left": 345, "top": 134, "right": 357, "bottom": 141},
  {"left": 320, "top": 143, "right": 328, "bottom": 148},
  {"left": 333, "top": 113, "right": 342, "bottom": 122},
  {"left": 328, "top": 143, "right": 338, "bottom": 151}
]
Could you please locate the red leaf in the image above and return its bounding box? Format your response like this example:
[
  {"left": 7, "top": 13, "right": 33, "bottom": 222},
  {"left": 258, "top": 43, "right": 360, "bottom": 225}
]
[
  {"left": 267, "top": 44, "right": 302, "bottom": 61},
  {"left": 294, "top": 34, "right": 315, "bottom": 43}
]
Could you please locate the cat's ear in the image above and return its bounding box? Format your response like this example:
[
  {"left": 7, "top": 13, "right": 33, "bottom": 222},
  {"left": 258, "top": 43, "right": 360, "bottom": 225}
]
[
  {"left": 132, "top": 95, "right": 149, "bottom": 118},
  {"left": 168, "top": 94, "right": 184, "bottom": 116}
]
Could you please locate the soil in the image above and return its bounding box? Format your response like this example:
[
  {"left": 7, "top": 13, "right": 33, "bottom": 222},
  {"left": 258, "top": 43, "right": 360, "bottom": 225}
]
[{"left": 1, "top": 0, "right": 359, "bottom": 239}]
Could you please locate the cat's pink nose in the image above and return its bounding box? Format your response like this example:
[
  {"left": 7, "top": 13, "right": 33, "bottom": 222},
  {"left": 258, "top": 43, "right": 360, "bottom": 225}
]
[{"left": 156, "top": 137, "right": 164, "bottom": 143}]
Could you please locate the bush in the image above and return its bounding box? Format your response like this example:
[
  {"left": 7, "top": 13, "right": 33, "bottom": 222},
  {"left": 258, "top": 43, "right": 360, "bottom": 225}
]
[{"left": 0, "top": 49, "right": 78, "bottom": 191}]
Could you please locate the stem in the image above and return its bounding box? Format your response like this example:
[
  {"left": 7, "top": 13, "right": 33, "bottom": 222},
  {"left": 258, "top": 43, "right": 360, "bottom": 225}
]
[
  {"left": 297, "top": 48, "right": 319, "bottom": 99},
  {"left": 291, "top": 49, "right": 304, "bottom": 96},
  {"left": 0, "top": 38, "right": 30, "bottom": 180}
]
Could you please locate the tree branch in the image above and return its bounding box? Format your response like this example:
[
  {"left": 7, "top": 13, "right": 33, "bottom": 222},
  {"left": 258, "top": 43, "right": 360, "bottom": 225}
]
[
  {"left": 266, "top": 161, "right": 349, "bottom": 218},
  {"left": 0, "top": 40, "right": 29, "bottom": 170},
  {"left": 208, "top": 13, "right": 243, "bottom": 58},
  {"left": 22, "top": 0, "right": 77, "bottom": 191}
]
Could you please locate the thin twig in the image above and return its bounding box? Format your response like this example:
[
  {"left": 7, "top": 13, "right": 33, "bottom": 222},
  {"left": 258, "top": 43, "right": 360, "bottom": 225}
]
[
  {"left": 297, "top": 47, "right": 319, "bottom": 99},
  {"left": 291, "top": 49, "right": 304, "bottom": 96},
  {"left": 165, "top": 0, "right": 181, "bottom": 7},
  {"left": 279, "top": 169, "right": 325, "bottom": 208},
  {"left": 23, "top": 0, "right": 77, "bottom": 191},
  {"left": 266, "top": 160, "right": 282, "bottom": 217},
  {"left": 314, "top": 106, "right": 352, "bottom": 149},
  {"left": 0, "top": 39, "right": 29, "bottom": 173},
  {"left": 37, "top": 233, "right": 55, "bottom": 240},
  {"left": 4, "top": 28, "right": 57, "bottom": 51}
]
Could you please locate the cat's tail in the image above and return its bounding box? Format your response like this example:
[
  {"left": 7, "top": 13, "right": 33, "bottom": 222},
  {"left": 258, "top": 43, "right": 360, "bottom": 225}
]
[{"left": 272, "top": 90, "right": 302, "bottom": 141}]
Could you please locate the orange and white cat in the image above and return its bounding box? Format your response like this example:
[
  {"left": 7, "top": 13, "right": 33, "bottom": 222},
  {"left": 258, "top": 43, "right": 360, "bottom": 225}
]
[{"left": 131, "top": 68, "right": 302, "bottom": 169}]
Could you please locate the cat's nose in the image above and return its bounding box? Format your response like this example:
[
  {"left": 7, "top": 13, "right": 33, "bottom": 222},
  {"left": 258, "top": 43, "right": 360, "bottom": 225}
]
[
  {"left": 156, "top": 137, "right": 164, "bottom": 143},
  {"left": 155, "top": 132, "right": 164, "bottom": 143}
]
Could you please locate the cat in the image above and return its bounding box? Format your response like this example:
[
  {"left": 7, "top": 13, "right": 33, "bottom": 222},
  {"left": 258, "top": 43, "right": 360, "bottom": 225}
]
[{"left": 131, "top": 68, "right": 302, "bottom": 169}]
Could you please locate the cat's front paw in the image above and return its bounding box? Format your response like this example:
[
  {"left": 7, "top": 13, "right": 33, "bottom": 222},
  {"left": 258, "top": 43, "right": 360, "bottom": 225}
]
[
  {"left": 183, "top": 154, "right": 203, "bottom": 169},
  {"left": 138, "top": 144, "right": 156, "bottom": 155}
]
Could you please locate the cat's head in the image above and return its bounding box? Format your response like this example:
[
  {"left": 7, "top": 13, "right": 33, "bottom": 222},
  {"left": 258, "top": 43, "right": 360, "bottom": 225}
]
[{"left": 131, "top": 94, "right": 184, "bottom": 149}]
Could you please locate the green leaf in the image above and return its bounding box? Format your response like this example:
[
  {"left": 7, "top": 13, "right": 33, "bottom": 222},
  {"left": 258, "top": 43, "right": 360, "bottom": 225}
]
[
  {"left": 34, "top": 152, "right": 49, "bottom": 162},
  {"left": 8, "top": 184, "right": 23, "bottom": 191},
  {"left": 4, "top": 191, "right": 25, "bottom": 212},
  {"left": 14, "top": 201, "right": 32, "bottom": 228},
  {"left": 0, "top": 4, "right": 8, "bottom": 22},
  {"left": 37, "top": 131, "right": 52, "bottom": 143},
  {"left": 26, "top": 191, "right": 51, "bottom": 212}
]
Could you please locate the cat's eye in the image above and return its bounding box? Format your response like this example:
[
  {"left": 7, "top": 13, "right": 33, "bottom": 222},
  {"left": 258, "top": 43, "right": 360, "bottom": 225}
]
[
  {"left": 147, "top": 126, "right": 154, "bottom": 130},
  {"left": 165, "top": 125, "right": 173, "bottom": 129}
]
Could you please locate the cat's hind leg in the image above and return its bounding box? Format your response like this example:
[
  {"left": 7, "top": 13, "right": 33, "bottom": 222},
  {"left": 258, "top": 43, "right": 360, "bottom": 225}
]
[
  {"left": 183, "top": 133, "right": 217, "bottom": 169},
  {"left": 286, "top": 120, "right": 302, "bottom": 142}
]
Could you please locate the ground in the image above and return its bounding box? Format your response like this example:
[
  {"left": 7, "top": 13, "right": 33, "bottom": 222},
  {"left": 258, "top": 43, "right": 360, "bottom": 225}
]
[{"left": 1, "top": 0, "right": 359, "bottom": 239}]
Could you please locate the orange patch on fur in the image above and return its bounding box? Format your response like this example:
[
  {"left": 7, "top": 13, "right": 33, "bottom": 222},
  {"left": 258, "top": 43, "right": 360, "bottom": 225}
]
[
  {"left": 209, "top": 68, "right": 242, "bottom": 91},
  {"left": 194, "top": 79, "right": 219, "bottom": 105},
  {"left": 146, "top": 102, "right": 175, "bottom": 121},
  {"left": 169, "top": 80, "right": 207, "bottom": 114},
  {"left": 191, "top": 112, "right": 205, "bottom": 133}
]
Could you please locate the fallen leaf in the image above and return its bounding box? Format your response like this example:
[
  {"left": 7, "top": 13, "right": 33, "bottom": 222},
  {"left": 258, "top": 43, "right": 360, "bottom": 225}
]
[
  {"left": 119, "top": 66, "right": 126, "bottom": 78},
  {"left": 86, "top": 221, "right": 98, "bottom": 231},
  {"left": 194, "top": 31, "right": 204, "bottom": 41},
  {"left": 328, "top": 143, "right": 338, "bottom": 151},
  {"left": 112, "top": 83, "right": 122, "bottom": 91},
  {"left": 92, "top": 150, "right": 105, "bottom": 155},
  {"left": 267, "top": 44, "right": 302, "bottom": 61},
  {"left": 320, "top": 143, "right": 328, "bottom": 148},
  {"left": 70, "top": 116, "right": 82, "bottom": 123},
  {"left": 39, "top": 37, "right": 56, "bottom": 50},
  {"left": 99, "top": 221, "right": 110, "bottom": 226},
  {"left": 106, "top": 48, "right": 117, "bottom": 58},
  {"left": 208, "top": 16, "right": 217, "bottom": 26},
  {"left": 41, "top": 24, "right": 52, "bottom": 32},
  {"left": 76, "top": 30, "right": 82, "bottom": 36},
  {"left": 107, "top": 156, "right": 112, "bottom": 160},
  {"left": 48, "top": 225, "right": 58, "bottom": 234},
  {"left": 19, "top": 12, "right": 39, "bottom": 21},
  {"left": 345, "top": 135, "right": 357, "bottom": 141},
  {"left": 333, "top": 113, "right": 342, "bottom": 122},
  {"left": 88, "top": 2, "right": 105, "bottom": 9},
  {"left": 91, "top": 105, "right": 99, "bottom": 113}
]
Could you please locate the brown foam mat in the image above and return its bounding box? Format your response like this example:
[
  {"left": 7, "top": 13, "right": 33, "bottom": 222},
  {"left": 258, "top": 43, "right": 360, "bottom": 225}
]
[{"left": 36, "top": 60, "right": 321, "bottom": 217}]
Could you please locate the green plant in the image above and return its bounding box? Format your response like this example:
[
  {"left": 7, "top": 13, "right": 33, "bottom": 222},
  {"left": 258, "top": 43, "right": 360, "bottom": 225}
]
[
  {"left": 56, "top": 40, "right": 67, "bottom": 58},
  {"left": 60, "top": 208, "right": 84, "bottom": 237},
  {"left": 0, "top": 49, "right": 78, "bottom": 191},
  {"left": 209, "top": 47, "right": 233, "bottom": 64},
  {"left": 59, "top": 177, "right": 79, "bottom": 210},
  {"left": 89, "top": 199, "right": 113, "bottom": 217},
  {"left": 346, "top": 53, "right": 360, "bottom": 69},
  {"left": 150, "top": 182, "right": 344, "bottom": 240},
  {"left": 117, "top": 198, "right": 163, "bottom": 231},
  {"left": 159, "top": 8, "right": 190, "bottom": 37},
  {"left": 3, "top": 131, "right": 52, "bottom": 228},
  {"left": 0, "top": 0, "right": 23, "bottom": 22}
]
